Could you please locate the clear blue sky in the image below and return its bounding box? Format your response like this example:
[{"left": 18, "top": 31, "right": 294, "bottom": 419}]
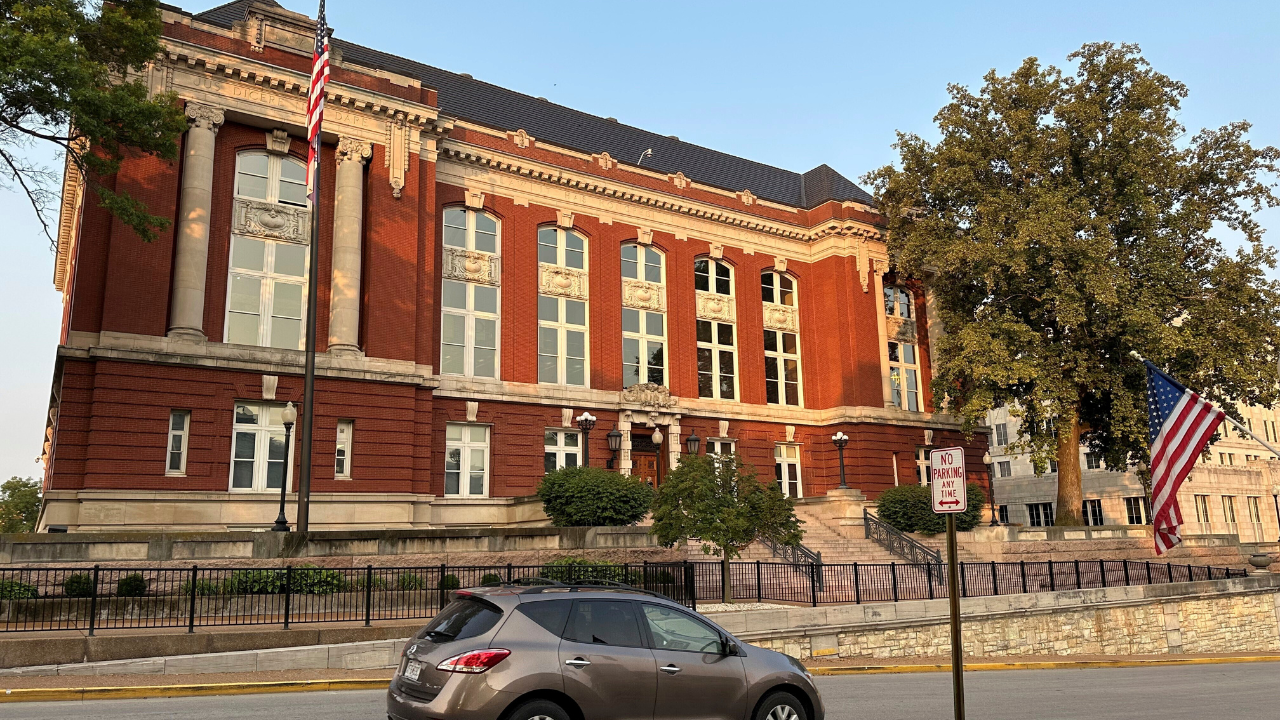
[{"left": 1, "top": 0, "right": 1276, "bottom": 481}]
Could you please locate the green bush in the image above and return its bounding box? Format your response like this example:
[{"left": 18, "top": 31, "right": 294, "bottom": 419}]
[
  {"left": 0, "top": 579, "right": 38, "bottom": 599},
  {"left": 179, "top": 578, "right": 221, "bottom": 597},
  {"left": 540, "top": 556, "right": 633, "bottom": 584},
  {"left": 439, "top": 574, "right": 461, "bottom": 591},
  {"left": 291, "top": 564, "right": 350, "bottom": 595},
  {"left": 63, "top": 573, "right": 94, "bottom": 598},
  {"left": 222, "top": 569, "right": 284, "bottom": 595},
  {"left": 115, "top": 573, "right": 148, "bottom": 597},
  {"left": 479, "top": 573, "right": 503, "bottom": 586},
  {"left": 876, "top": 483, "right": 990, "bottom": 535},
  {"left": 537, "top": 467, "right": 654, "bottom": 527},
  {"left": 351, "top": 575, "right": 387, "bottom": 591},
  {"left": 396, "top": 572, "right": 427, "bottom": 591}
]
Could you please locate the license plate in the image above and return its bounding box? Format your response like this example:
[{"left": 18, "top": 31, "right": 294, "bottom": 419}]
[{"left": 404, "top": 659, "right": 423, "bottom": 681}]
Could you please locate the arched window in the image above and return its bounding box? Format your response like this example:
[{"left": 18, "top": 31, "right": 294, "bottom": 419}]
[
  {"left": 621, "top": 244, "right": 665, "bottom": 387},
  {"left": 884, "top": 286, "right": 912, "bottom": 318},
  {"left": 537, "top": 226, "right": 586, "bottom": 269},
  {"left": 761, "top": 270, "right": 801, "bottom": 406},
  {"left": 441, "top": 206, "right": 500, "bottom": 378},
  {"left": 225, "top": 151, "right": 310, "bottom": 349},
  {"left": 695, "top": 258, "right": 733, "bottom": 296}
]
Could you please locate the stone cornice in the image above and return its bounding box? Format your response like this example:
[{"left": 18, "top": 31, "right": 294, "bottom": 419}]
[{"left": 53, "top": 142, "right": 87, "bottom": 293}]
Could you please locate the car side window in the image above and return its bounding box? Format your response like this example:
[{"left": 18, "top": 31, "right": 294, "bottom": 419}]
[
  {"left": 565, "top": 600, "right": 644, "bottom": 647},
  {"left": 641, "top": 604, "right": 723, "bottom": 653},
  {"left": 516, "top": 599, "right": 572, "bottom": 636}
]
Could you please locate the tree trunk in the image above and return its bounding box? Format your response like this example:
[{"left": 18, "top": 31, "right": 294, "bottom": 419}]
[{"left": 1054, "top": 413, "right": 1084, "bottom": 526}]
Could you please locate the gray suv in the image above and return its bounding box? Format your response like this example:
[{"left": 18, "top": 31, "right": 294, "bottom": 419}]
[{"left": 387, "top": 581, "right": 823, "bottom": 720}]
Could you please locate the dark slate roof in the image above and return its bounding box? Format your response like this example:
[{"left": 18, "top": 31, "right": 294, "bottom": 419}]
[{"left": 191, "top": 0, "right": 875, "bottom": 209}]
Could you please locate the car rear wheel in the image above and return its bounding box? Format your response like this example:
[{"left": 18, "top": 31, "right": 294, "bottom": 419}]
[
  {"left": 506, "top": 699, "right": 571, "bottom": 720},
  {"left": 756, "top": 691, "right": 808, "bottom": 720}
]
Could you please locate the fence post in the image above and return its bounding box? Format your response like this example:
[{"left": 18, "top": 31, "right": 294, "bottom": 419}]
[
  {"left": 87, "top": 565, "right": 100, "bottom": 637},
  {"left": 1146, "top": 561, "right": 1153, "bottom": 584},
  {"left": 685, "top": 561, "right": 697, "bottom": 612},
  {"left": 959, "top": 562, "right": 968, "bottom": 598},
  {"left": 755, "top": 561, "right": 762, "bottom": 603},
  {"left": 809, "top": 563, "right": 818, "bottom": 607},
  {"left": 439, "top": 563, "right": 448, "bottom": 611},
  {"left": 720, "top": 559, "right": 728, "bottom": 603},
  {"left": 283, "top": 566, "right": 292, "bottom": 630},
  {"left": 1123, "top": 560, "right": 1131, "bottom": 586},
  {"left": 990, "top": 561, "right": 999, "bottom": 596},
  {"left": 927, "top": 562, "right": 934, "bottom": 600},
  {"left": 187, "top": 565, "right": 198, "bottom": 633},
  {"left": 1099, "top": 560, "right": 1107, "bottom": 588},
  {"left": 890, "top": 563, "right": 899, "bottom": 603},
  {"left": 1073, "top": 560, "right": 1082, "bottom": 589},
  {"left": 853, "top": 562, "right": 861, "bottom": 604},
  {"left": 1048, "top": 560, "right": 1056, "bottom": 591},
  {"left": 1020, "top": 561, "right": 1028, "bottom": 594},
  {"left": 507, "top": 563, "right": 514, "bottom": 583},
  {"left": 364, "top": 565, "right": 373, "bottom": 627},
  {"left": 1167, "top": 562, "right": 1172, "bottom": 583}
]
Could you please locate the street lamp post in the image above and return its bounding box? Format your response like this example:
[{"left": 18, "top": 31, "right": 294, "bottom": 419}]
[
  {"left": 832, "top": 432, "right": 849, "bottom": 489},
  {"left": 1271, "top": 484, "right": 1280, "bottom": 541},
  {"left": 272, "top": 402, "right": 297, "bottom": 532},
  {"left": 984, "top": 451, "right": 999, "bottom": 526},
  {"left": 685, "top": 431, "right": 701, "bottom": 456},
  {"left": 606, "top": 428, "right": 623, "bottom": 469},
  {"left": 576, "top": 412, "right": 597, "bottom": 467}
]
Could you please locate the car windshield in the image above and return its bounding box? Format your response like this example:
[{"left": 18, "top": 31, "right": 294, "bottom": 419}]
[{"left": 422, "top": 597, "right": 502, "bottom": 641}]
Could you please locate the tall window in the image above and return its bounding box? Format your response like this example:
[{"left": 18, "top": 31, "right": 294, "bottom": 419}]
[
  {"left": 884, "top": 286, "right": 912, "bottom": 318},
  {"left": 445, "top": 423, "right": 489, "bottom": 497},
  {"left": 443, "top": 207, "right": 498, "bottom": 253},
  {"left": 538, "top": 226, "right": 585, "bottom": 269},
  {"left": 226, "top": 153, "right": 310, "bottom": 350},
  {"left": 441, "top": 280, "right": 498, "bottom": 378},
  {"left": 888, "top": 341, "right": 920, "bottom": 411},
  {"left": 994, "top": 422, "right": 1009, "bottom": 447},
  {"left": 998, "top": 460, "right": 1011, "bottom": 478},
  {"left": 1222, "top": 496, "right": 1238, "bottom": 527},
  {"left": 1085, "top": 452, "right": 1101, "bottom": 470},
  {"left": 1194, "top": 494, "right": 1211, "bottom": 531},
  {"left": 1082, "top": 499, "right": 1103, "bottom": 526},
  {"left": 1125, "top": 496, "right": 1150, "bottom": 525},
  {"left": 544, "top": 430, "right": 581, "bottom": 473},
  {"left": 335, "top": 420, "right": 353, "bottom": 479},
  {"left": 1027, "top": 502, "right": 1054, "bottom": 527},
  {"left": 762, "top": 271, "right": 801, "bottom": 407},
  {"left": 167, "top": 411, "right": 190, "bottom": 476},
  {"left": 621, "top": 244, "right": 666, "bottom": 388},
  {"left": 697, "top": 320, "right": 736, "bottom": 400},
  {"left": 539, "top": 296, "right": 588, "bottom": 386},
  {"left": 694, "top": 258, "right": 733, "bottom": 295},
  {"left": 916, "top": 447, "right": 931, "bottom": 485},
  {"left": 622, "top": 244, "right": 663, "bottom": 283},
  {"left": 774, "top": 444, "right": 802, "bottom": 498},
  {"left": 707, "top": 439, "right": 736, "bottom": 456},
  {"left": 230, "top": 402, "right": 290, "bottom": 492}
]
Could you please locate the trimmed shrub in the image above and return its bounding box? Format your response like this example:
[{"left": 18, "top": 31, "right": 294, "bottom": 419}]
[
  {"left": 179, "top": 579, "right": 221, "bottom": 597},
  {"left": 537, "top": 467, "right": 654, "bottom": 527},
  {"left": 479, "top": 573, "right": 503, "bottom": 586},
  {"left": 397, "top": 572, "right": 427, "bottom": 591},
  {"left": 351, "top": 575, "right": 387, "bottom": 591},
  {"left": 876, "top": 483, "right": 990, "bottom": 535},
  {"left": 292, "top": 564, "right": 350, "bottom": 595},
  {"left": 0, "top": 579, "right": 38, "bottom": 599},
  {"left": 63, "top": 573, "right": 94, "bottom": 598},
  {"left": 439, "top": 574, "right": 461, "bottom": 591},
  {"left": 956, "top": 484, "right": 989, "bottom": 532},
  {"left": 116, "top": 573, "right": 148, "bottom": 597},
  {"left": 540, "top": 556, "right": 632, "bottom": 584},
  {"left": 223, "top": 569, "right": 284, "bottom": 595}
]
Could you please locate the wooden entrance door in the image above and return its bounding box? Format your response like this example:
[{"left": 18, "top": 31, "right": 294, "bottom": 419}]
[{"left": 632, "top": 453, "right": 659, "bottom": 487}]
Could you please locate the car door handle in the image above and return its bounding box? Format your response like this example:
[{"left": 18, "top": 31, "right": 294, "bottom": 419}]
[
  {"left": 659, "top": 665, "right": 682, "bottom": 674},
  {"left": 565, "top": 658, "right": 591, "bottom": 667}
]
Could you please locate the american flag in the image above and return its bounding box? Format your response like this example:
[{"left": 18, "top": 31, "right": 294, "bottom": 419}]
[
  {"left": 1144, "top": 360, "right": 1226, "bottom": 555},
  {"left": 306, "top": 0, "right": 330, "bottom": 198}
]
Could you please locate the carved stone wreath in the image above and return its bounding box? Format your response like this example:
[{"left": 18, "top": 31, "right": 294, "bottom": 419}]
[
  {"left": 622, "top": 280, "right": 665, "bottom": 312},
  {"left": 232, "top": 198, "right": 310, "bottom": 244},
  {"left": 696, "top": 291, "right": 736, "bottom": 323},
  {"left": 886, "top": 315, "right": 917, "bottom": 342},
  {"left": 442, "top": 247, "right": 499, "bottom": 286},
  {"left": 539, "top": 264, "right": 588, "bottom": 300},
  {"left": 620, "top": 383, "right": 678, "bottom": 410},
  {"left": 762, "top": 304, "right": 799, "bottom": 333}
]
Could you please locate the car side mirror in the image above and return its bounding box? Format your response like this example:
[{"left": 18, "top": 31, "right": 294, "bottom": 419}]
[{"left": 721, "top": 636, "right": 739, "bottom": 656}]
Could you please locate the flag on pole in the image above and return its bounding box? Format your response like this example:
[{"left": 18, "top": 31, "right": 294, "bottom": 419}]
[
  {"left": 1143, "top": 360, "right": 1226, "bottom": 555},
  {"left": 306, "top": 0, "right": 330, "bottom": 199}
]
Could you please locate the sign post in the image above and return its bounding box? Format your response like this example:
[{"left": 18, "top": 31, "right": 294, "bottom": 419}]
[{"left": 931, "top": 446, "right": 967, "bottom": 720}]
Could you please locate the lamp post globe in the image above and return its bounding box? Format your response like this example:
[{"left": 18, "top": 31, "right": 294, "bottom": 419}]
[
  {"left": 272, "top": 402, "right": 297, "bottom": 532},
  {"left": 983, "top": 450, "right": 999, "bottom": 526},
  {"left": 832, "top": 431, "right": 849, "bottom": 490},
  {"left": 576, "top": 412, "right": 597, "bottom": 466}
]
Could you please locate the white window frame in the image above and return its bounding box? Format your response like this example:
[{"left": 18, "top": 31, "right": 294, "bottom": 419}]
[
  {"left": 774, "top": 444, "right": 803, "bottom": 498},
  {"left": 1194, "top": 494, "right": 1211, "bottom": 533},
  {"left": 1085, "top": 452, "right": 1101, "bottom": 470},
  {"left": 917, "top": 447, "right": 931, "bottom": 485},
  {"left": 444, "top": 423, "right": 490, "bottom": 498},
  {"left": 538, "top": 295, "right": 589, "bottom": 387},
  {"left": 1082, "top": 499, "right": 1103, "bottom": 526},
  {"left": 234, "top": 151, "right": 308, "bottom": 207},
  {"left": 442, "top": 206, "right": 500, "bottom": 254},
  {"left": 537, "top": 226, "right": 586, "bottom": 269},
  {"left": 167, "top": 410, "right": 190, "bottom": 476},
  {"left": 229, "top": 402, "right": 293, "bottom": 493},
  {"left": 888, "top": 341, "right": 921, "bottom": 412},
  {"left": 697, "top": 319, "right": 738, "bottom": 400},
  {"left": 335, "top": 419, "right": 354, "bottom": 479},
  {"left": 440, "top": 279, "right": 500, "bottom": 378},
  {"left": 997, "top": 460, "right": 1011, "bottom": 478},
  {"left": 994, "top": 423, "right": 1009, "bottom": 447},
  {"left": 622, "top": 243, "right": 664, "bottom": 284},
  {"left": 225, "top": 235, "right": 310, "bottom": 349},
  {"left": 1027, "top": 502, "right": 1054, "bottom": 527},
  {"left": 694, "top": 258, "right": 734, "bottom": 296},
  {"left": 623, "top": 307, "right": 665, "bottom": 388},
  {"left": 544, "top": 429, "right": 581, "bottom": 473},
  {"left": 1125, "top": 496, "right": 1150, "bottom": 525},
  {"left": 764, "top": 327, "right": 802, "bottom": 407},
  {"left": 1222, "top": 495, "right": 1238, "bottom": 527},
  {"left": 884, "top": 285, "right": 912, "bottom": 318}
]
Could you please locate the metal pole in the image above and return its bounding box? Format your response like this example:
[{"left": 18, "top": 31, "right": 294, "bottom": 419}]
[
  {"left": 88, "top": 565, "right": 100, "bottom": 637},
  {"left": 853, "top": 562, "right": 861, "bottom": 604},
  {"left": 187, "top": 565, "right": 198, "bottom": 633},
  {"left": 273, "top": 420, "right": 294, "bottom": 532},
  {"left": 988, "top": 459, "right": 999, "bottom": 526},
  {"left": 283, "top": 566, "right": 293, "bottom": 630},
  {"left": 809, "top": 563, "right": 818, "bottom": 607},
  {"left": 945, "top": 514, "right": 966, "bottom": 720},
  {"left": 1273, "top": 494, "right": 1280, "bottom": 542},
  {"left": 296, "top": 143, "right": 323, "bottom": 533},
  {"left": 837, "top": 444, "right": 848, "bottom": 489},
  {"left": 364, "top": 565, "right": 373, "bottom": 627},
  {"left": 756, "top": 560, "right": 762, "bottom": 603}
]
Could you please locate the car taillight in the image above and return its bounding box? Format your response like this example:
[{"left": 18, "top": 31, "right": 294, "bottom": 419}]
[{"left": 436, "top": 649, "right": 510, "bottom": 674}]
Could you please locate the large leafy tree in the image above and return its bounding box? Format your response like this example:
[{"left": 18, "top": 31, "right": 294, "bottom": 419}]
[
  {"left": 865, "top": 43, "right": 1280, "bottom": 525},
  {"left": 1, "top": 0, "right": 187, "bottom": 244},
  {"left": 1, "top": 477, "right": 41, "bottom": 533}
]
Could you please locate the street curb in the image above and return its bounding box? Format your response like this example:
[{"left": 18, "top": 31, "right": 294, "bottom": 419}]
[
  {"left": 807, "top": 655, "right": 1280, "bottom": 675},
  {"left": 0, "top": 677, "right": 393, "bottom": 703}
]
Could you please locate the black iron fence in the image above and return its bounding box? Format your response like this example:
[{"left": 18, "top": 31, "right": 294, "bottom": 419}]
[{"left": 0, "top": 559, "right": 1245, "bottom": 634}]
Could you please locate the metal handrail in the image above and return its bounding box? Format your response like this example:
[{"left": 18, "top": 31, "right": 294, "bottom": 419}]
[
  {"left": 864, "top": 508, "right": 943, "bottom": 564},
  {"left": 758, "top": 537, "right": 823, "bottom": 591}
]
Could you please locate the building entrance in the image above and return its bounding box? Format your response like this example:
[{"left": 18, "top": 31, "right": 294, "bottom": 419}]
[{"left": 630, "top": 434, "right": 664, "bottom": 486}]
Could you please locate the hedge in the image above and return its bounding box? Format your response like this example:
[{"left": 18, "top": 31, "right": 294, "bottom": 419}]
[
  {"left": 876, "top": 482, "right": 989, "bottom": 535},
  {"left": 537, "top": 466, "right": 654, "bottom": 527}
]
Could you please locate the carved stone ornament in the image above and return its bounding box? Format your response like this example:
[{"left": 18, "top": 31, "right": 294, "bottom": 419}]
[
  {"left": 185, "top": 102, "right": 225, "bottom": 133},
  {"left": 696, "top": 291, "right": 736, "bottom": 323},
  {"left": 511, "top": 129, "right": 533, "bottom": 149},
  {"left": 773, "top": 256, "right": 788, "bottom": 273},
  {"left": 386, "top": 112, "right": 409, "bottom": 198},
  {"left": 265, "top": 129, "right": 291, "bottom": 155},
  {"left": 595, "top": 152, "right": 616, "bottom": 170},
  {"left": 762, "top": 303, "right": 799, "bottom": 333},
  {"left": 671, "top": 172, "right": 689, "bottom": 189},
  {"left": 539, "top": 264, "right": 588, "bottom": 300},
  {"left": 336, "top": 136, "right": 373, "bottom": 166},
  {"left": 709, "top": 243, "right": 724, "bottom": 259},
  {"left": 739, "top": 189, "right": 756, "bottom": 206},
  {"left": 620, "top": 383, "right": 678, "bottom": 410},
  {"left": 622, "top": 279, "right": 665, "bottom": 312},
  {"left": 442, "top": 246, "right": 499, "bottom": 286},
  {"left": 886, "top": 314, "right": 917, "bottom": 342},
  {"left": 557, "top": 210, "right": 575, "bottom": 229},
  {"left": 465, "top": 190, "right": 486, "bottom": 209},
  {"left": 637, "top": 228, "right": 653, "bottom": 245},
  {"left": 232, "top": 198, "right": 310, "bottom": 244}
]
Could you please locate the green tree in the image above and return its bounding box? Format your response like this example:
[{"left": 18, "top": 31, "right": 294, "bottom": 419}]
[
  {"left": 537, "top": 466, "right": 655, "bottom": 527},
  {"left": 1, "top": 0, "right": 188, "bottom": 244},
  {"left": 650, "top": 453, "right": 803, "bottom": 603},
  {"left": 0, "top": 476, "right": 41, "bottom": 533},
  {"left": 864, "top": 43, "right": 1280, "bottom": 525}
]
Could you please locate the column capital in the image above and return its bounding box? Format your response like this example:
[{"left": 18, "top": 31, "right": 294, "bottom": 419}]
[
  {"left": 336, "top": 136, "right": 373, "bottom": 166},
  {"left": 184, "top": 102, "right": 225, "bottom": 133}
]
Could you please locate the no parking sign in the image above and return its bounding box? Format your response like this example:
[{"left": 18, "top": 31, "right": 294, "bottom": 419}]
[{"left": 930, "top": 447, "right": 967, "bottom": 513}]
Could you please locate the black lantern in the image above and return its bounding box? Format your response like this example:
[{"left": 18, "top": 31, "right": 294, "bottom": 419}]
[
  {"left": 685, "top": 431, "right": 701, "bottom": 456},
  {"left": 576, "top": 412, "right": 597, "bottom": 466},
  {"left": 272, "top": 402, "right": 297, "bottom": 532},
  {"left": 831, "top": 431, "right": 849, "bottom": 489},
  {"left": 606, "top": 428, "right": 623, "bottom": 469}
]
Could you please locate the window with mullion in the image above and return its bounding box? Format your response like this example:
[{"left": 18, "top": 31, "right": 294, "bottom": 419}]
[
  {"left": 226, "top": 236, "right": 308, "bottom": 349},
  {"left": 544, "top": 430, "right": 581, "bottom": 473},
  {"left": 622, "top": 244, "right": 663, "bottom": 283},
  {"left": 696, "top": 320, "right": 736, "bottom": 400},
  {"left": 774, "top": 444, "right": 802, "bottom": 498},
  {"left": 623, "top": 308, "right": 665, "bottom": 387},
  {"left": 764, "top": 329, "right": 801, "bottom": 406},
  {"left": 443, "top": 207, "right": 498, "bottom": 253},
  {"left": 167, "top": 411, "right": 190, "bottom": 475},
  {"left": 235, "top": 151, "right": 308, "bottom": 208},
  {"left": 888, "top": 341, "right": 920, "bottom": 411},
  {"left": 761, "top": 272, "right": 795, "bottom": 307},
  {"left": 229, "top": 402, "right": 291, "bottom": 492},
  {"left": 441, "top": 279, "right": 499, "bottom": 378},
  {"left": 883, "top": 286, "right": 912, "bottom": 318},
  {"left": 538, "top": 295, "right": 588, "bottom": 386},
  {"left": 694, "top": 258, "right": 733, "bottom": 296},
  {"left": 537, "top": 226, "right": 586, "bottom": 269},
  {"left": 444, "top": 423, "right": 489, "bottom": 497}
]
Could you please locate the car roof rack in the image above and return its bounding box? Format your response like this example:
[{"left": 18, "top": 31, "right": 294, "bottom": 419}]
[
  {"left": 517, "top": 578, "right": 675, "bottom": 601},
  {"left": 479, "top": 576, "right": 564, "bottom": 588}
]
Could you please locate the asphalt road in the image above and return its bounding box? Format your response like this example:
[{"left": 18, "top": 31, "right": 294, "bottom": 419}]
[{"left": 5, "top": 662, "right": 1278, "bottom": 719}]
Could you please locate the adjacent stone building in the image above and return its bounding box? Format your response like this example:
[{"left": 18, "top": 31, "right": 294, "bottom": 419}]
[{"left": 39, "top": 0, "right": 987, "bottom": 531}]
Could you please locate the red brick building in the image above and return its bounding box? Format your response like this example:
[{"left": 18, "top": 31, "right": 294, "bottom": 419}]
[{"left": 39, "top": 0, "right": 988, "bottom": 531}]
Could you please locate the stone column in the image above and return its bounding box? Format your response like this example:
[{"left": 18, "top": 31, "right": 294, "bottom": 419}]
[
  {"left": 168, "top": 103, "right": 224, "bottom": 340},
  {"left": 872, "top": 263, "right": 893, "bottom": 408},
  {"left": 328, "top": 137, "right": 372, "bottom": 356}
]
